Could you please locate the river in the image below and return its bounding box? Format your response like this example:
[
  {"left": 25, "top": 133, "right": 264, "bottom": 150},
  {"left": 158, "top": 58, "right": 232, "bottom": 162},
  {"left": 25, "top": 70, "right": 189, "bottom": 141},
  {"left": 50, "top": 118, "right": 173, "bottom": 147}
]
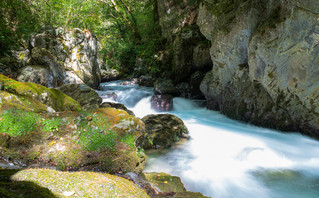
[{"left": 97, "top": 80, "right": 319, "bottom": 198}]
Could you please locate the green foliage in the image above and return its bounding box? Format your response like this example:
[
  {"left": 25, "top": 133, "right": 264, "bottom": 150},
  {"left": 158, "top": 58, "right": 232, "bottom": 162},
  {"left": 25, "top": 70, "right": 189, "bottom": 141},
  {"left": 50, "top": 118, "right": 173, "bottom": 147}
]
[
  {"left": 120, "top": 134, "right": 136, "bottom": 149},
  {"left": 77, "top": 112, "right": 117, "bottom": 151},
  {"left": 41, "top": 117, "right": 63, "bottom": 132},
  {"left": 0, "top": 109, "right": 39, "bottom": 136}
]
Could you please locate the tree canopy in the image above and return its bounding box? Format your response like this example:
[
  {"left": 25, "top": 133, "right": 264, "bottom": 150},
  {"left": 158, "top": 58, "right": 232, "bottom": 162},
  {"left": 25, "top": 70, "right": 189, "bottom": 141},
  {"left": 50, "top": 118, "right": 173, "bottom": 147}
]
[{"left": 0, "top": 0, "right": 162, "bottom": 76}]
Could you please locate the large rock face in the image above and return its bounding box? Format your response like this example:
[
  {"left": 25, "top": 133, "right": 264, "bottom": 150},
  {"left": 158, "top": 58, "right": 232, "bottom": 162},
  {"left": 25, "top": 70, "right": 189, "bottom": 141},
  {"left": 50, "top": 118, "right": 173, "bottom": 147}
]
[
  {"left": 18, "top": 27, "right": 101, "bottom": 88},
  {"left": 198, "top": 0, "right": 319, "bottom": 137},
  {"left": 156, "top": 0, "right": 213, "bottom": 89}
]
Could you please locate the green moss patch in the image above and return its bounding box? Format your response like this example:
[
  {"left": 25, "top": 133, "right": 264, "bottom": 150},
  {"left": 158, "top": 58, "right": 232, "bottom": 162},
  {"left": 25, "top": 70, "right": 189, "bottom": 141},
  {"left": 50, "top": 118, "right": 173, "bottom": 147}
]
[
  {"left": 0, "top": 74, "right": 81, "bottom": 112},
  {"left": 0, "top": 108, "right": 146, "bottom": 173},
  {"left": 0, "top": 168, "right": 149, "bottom": 198}
]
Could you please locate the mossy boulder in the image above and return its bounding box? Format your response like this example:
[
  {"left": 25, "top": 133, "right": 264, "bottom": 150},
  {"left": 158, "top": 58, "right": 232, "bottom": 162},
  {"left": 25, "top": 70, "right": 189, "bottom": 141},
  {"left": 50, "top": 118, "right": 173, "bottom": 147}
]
[
  {"left": 138, "top": 114, "right": 189, "bottom": 149},
  {"left": 142, "top": 172, "right": 209, "bottom": 198},
  {"left": 100, "top": 102, "right": 135, "bottom": 116},
  {"left": 0, "top": 107, "right": 146, "bottom": 173},
  {"left": 58, "top": 84, "right": 102, "bottom": 110},
  {"left": 0, "top": 168, "right": 149, "bottom": 198},
  {"left": 29, "top": 27, "right": 101, "bottom": 89},
  {"left": 18, "top": 47, "right": 66, "bottom": 88},
  {"left": 0, "top": 74, "right": 81, "bottom": 113}
]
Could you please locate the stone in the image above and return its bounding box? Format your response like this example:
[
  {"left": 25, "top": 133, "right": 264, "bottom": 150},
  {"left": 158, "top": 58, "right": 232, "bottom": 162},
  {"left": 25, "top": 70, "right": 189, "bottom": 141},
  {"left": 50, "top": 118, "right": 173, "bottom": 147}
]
[
  {"left": 0, "top": 107, "right": 146, "bottom": 174},
  {"left": 198, "top": 0, "right": 319, "bottom": 137},
  {"left": 100, "top": 69, "right": 119, "bottom": 82},
  {"left": 58, "top": 84, "right": 102, "bottom": 110},
  {"left": 0, "top": 74, "right": 81, "bottom": 113},
  {"left": 100, "top": 102, "right": 134, "bottom": 116},
  {"left": 154, "top": 79, "right": 179, "bottom": 96},
  {"left": 138, "top": 114, "right": 189, "bottom": 149},
  {"left": 18, "top": 65, "right": 57, "bottom": 88},
  {"left": 142, "top": 172, "right": 209, "bottom": 198},
  {"left": 151, "top": 94, "right": 173, "bottom": 111},
  {"left": 100, "top": 92, "right": 118, "bottom": 102},
  {"left": 28, "top": 27, "right": 101, "bottom": 89}
]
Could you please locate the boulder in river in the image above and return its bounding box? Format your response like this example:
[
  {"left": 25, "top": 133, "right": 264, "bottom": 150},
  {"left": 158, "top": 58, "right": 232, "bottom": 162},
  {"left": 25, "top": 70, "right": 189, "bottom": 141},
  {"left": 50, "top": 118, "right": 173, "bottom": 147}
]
[
  {"left": 142, "top": 172, "right": 209, "bottom": 198},
  {"left": 138, "top": 114, "right": 189, "bottom": 149},
  {"left": 151, "top": 94, "right": 173, "bottom": 111}
]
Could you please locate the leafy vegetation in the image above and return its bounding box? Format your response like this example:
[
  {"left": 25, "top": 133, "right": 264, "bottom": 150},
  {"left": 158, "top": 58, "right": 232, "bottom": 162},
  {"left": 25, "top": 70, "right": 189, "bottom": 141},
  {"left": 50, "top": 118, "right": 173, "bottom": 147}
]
[
  {"left": 0, "top": 108, "right": 39, "bottom": 137},
  {"left": 0, "top": 0, "right": 163, "bottom": 77}
]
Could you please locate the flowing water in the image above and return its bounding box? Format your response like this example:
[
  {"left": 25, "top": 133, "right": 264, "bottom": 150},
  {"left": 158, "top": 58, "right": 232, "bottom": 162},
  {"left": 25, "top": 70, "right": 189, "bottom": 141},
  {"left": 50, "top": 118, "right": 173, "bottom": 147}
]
[{"left": 97, "top": 81, "right": 319, "bottom": 198}]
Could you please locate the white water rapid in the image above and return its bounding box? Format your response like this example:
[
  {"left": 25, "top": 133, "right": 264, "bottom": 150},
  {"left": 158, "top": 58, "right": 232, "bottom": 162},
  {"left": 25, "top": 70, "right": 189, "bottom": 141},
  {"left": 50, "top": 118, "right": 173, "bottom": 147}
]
[{"left": 97, "top": 81, "right": 319, "bottom": 198}]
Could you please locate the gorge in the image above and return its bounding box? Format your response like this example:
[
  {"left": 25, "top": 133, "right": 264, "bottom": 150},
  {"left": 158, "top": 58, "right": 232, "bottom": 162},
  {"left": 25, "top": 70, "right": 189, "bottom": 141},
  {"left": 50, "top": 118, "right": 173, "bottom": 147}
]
[{"left": 1, "top": 0, "right": 319, "bottom": 197}]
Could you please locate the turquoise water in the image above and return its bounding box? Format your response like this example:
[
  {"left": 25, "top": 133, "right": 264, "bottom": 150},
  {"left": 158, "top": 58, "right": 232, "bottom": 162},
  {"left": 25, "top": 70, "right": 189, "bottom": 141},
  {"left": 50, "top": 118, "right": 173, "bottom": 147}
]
[{"left": 98, "top": 81, "right": 319, "bottom": 198}]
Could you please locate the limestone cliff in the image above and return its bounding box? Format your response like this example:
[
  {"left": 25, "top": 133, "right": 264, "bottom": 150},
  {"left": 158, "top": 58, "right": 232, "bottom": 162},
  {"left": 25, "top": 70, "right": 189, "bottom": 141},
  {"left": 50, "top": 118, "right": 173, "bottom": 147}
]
[{"left": 197, "top": 0, "right": 319, "bottom": 137}]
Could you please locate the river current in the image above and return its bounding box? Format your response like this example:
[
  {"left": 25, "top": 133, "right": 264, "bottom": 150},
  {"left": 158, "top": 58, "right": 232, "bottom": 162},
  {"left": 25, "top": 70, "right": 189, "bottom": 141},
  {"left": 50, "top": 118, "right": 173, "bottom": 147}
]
[{"left": 97, "top": 81, "right": 319, "bottom": 198}]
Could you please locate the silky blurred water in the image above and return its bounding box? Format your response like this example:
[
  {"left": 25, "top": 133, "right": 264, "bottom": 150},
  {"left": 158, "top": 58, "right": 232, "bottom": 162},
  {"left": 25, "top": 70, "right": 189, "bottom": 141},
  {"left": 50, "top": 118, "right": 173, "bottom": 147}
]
[{"left": 98, "top": 81, "right": 319, "bottom": 198}]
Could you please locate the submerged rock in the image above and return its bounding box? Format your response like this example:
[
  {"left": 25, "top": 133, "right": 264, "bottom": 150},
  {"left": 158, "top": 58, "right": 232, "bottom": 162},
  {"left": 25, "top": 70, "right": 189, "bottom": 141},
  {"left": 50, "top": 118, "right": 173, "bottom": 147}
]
[{"left": 138, "top": 114, "right": 189, "bottom": 149}]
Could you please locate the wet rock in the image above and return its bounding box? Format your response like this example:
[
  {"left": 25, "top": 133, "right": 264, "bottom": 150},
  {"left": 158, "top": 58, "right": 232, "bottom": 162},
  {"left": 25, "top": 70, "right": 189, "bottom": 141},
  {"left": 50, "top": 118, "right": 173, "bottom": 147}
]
[
  {"left": 138, "top": 75, "right": 155, "bottom": 87},
  {"left": 138, "top": 114, "right": 189, "bottom": 149},
  {"left": 151, "top": 95, "right": 173, "bottom": 111},
  {"left": 142, "top": 172, "right": 209, "bottom": 198},
  {"left": 100, "top": 92, "right": 118, "bottom": 102},
  {"left": 58, "top": 84, "right": 102, "bottom": 110},
  {"left": 154, "top": 79, "right": 179, "bottom": 96},
  {"left": 176, "top": 82, "right": 191, "bottom": 98},
  {"left": 100, "top": 69, "right": 119, "bottom": 82},
  {"left": 198, "top": 0, "right": 319, "bottom": 137},
  {"left": 100, "top": 102, "right": 134, "bottom": 116}
]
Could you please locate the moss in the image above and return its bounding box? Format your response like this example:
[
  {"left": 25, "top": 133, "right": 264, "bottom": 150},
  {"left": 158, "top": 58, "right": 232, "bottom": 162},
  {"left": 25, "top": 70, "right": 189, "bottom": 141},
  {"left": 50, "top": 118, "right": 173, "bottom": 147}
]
[
  {"left": 8, "top": 168, "right": 149, "bottom": 198},
  {"left": 0, "top": 169, "right": 57, "bottom": 198},
  {"left": 0, "top": 109, "right": 40, "bottom": 137},
  {"left": 0, "top": 74, "right": 81, "bottom": 112},
  {"left": 0, "top": 107, "right": 146, "bottom": 173},
  {"left": 142, "top": 172, "right": 209, "bottom": 197}
]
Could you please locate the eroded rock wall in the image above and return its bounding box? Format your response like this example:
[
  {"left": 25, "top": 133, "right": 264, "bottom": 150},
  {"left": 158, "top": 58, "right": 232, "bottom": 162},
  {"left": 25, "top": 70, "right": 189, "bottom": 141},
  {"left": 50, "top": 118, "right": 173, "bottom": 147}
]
[
  {"left": 198, "top": 0, "right": 319, "bottom": 137},
  {"left": 156, "top": 0, "right": 213, "bottom": 94},
  {"left": 18, "top": 27, "right": 101, "bottom": 89}
]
